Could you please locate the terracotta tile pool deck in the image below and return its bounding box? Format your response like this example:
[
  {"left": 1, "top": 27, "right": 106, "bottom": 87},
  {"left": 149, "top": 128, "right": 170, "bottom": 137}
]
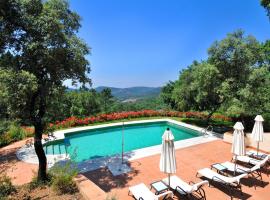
[
  {"left": 82, "top": 140, "right": 270, "bottom": 200},
  {"left": 0, "top": 138, "right": 38, "bottom": 185},
  {"left": 1, "top": 139, "right": 270, "bottom": 199}
]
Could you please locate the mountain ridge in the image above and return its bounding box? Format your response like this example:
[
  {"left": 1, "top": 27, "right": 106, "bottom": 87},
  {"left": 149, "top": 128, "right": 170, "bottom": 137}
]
[{"left": 95, "top": 86, "right": 161, "bottom": 101}]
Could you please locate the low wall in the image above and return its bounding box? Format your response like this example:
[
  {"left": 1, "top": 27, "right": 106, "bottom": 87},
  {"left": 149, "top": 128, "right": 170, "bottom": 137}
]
[
  {"left": 223, "top": 132, "right": 270, "bottom": 153},
  {"left": 74, "top": 174, "right": 107, "bottom": 200}
]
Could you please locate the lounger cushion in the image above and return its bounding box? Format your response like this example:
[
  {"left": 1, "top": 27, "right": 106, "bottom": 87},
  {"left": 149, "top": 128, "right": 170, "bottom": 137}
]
[
  {"left": 235, "top": 155, "right": 268, "bottom": 167},
  {"left": 163, "top": 176, "right": 192, "bottom": 194},
  {"left": 198, "top": 168, "right": 247, "bottom": 184},
  {"left": 129, "top": 183, "right": 173, "bottom": 200},
  {"left": 246, "top": 150, "right": 269, "bottom": 160},
  {"left": 163, "top": 175, "right": 208, "bottom": 195},
  {"left": 129, "top": 183, "right": 155, "bottom": 200},
  {"left": 221, "top": 161, "right": 260, "bottom": 173}
]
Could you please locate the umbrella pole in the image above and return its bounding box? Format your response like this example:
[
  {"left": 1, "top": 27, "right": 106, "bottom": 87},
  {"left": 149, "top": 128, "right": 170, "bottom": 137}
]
[
  {"left": 257, "top": 142, "right": 259, "bottom": 156},
  {"left": 234, "top": 155, "right": 237, "bottom": 175},
  {"left": 122, "top": 122, "right": 124, "bottom": 164},
  {"left": 168, "top": 173, "right": 170, "bottom": 187}
]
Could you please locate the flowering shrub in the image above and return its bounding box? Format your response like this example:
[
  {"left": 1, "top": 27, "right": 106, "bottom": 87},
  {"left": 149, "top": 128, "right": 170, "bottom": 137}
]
[
  {"left": 49, "top": 110, "right": 232, "bottom": 130},
  {"left": 0, "top": 123, "right": 33, "bottom": 147},
  {"left": 21, "top": 126, "right": 34, "bottom": 137}
]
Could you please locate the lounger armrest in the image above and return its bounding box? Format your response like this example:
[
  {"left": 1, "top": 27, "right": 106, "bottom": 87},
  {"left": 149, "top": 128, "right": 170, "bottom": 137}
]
[
  {"left": 250, "top": 164, "right": 260, "bottom": 172},
  {"left": 197, "top": 180, "right": 209, "bottom": 187},
  {"left": 258, "top": 156, "right": 269, "bottom": 166},
  {"left": 139, "top": 197, "right": 144, "bottom": 200},
  {"left": 191, "top": 180, "right": 209, "bottom": 191},
  {"left": 175, "top": 185, "right": 188, "bottom": 195},
  {"left": 48, "top": 133, "right": 56, "bottom": 138},
  {"left": 156, "top": 190, "right": 173, "bottom": 200}
]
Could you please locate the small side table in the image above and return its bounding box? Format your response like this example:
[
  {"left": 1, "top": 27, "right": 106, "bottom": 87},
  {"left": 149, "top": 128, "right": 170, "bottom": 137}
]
[
  {"left": 211, "top": 163, "right": 227, "bottom": 175},
  {"left": 150, "top": 180, "right": 169, "bottom": 195}
]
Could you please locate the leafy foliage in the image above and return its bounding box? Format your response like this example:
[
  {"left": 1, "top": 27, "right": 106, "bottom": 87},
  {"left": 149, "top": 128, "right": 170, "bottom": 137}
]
[
  {"left": 261, "top": 0, "right": 270, "bottom": 18},
  {"left": 262, "top": 40, "right": 270, "bottom": 69},
  {"left": 161, "top": 30, "right": 270, "bottom": 123},
  {"left": 100, "top": 88, "right": 114, "bottom": 113},
  {"left": 0, "top": 121, "right": 29, "bottom": 147},
  {"left": 43, "top": 89, "right": 167, "bottom": 122},
  {"left": 0, "top": 0, "right": 91, "bottom": 181},
  {"left": 160, "top": 81, "right": 177, "bottom": 109},
  {"left": 7, "top": 122, "right": 26, "bottom": 141},
  {"left": 49, "top": 160, "right": 78, "bottom": 194},
  {"left": 172, "top": 61, "right": 222, "bottom": 115},
  {"left": 0, "top": 69, "right": 37, "bottom": 121},
  {"left": 0, "top": 173, "right": 16, "bottom": 199}
]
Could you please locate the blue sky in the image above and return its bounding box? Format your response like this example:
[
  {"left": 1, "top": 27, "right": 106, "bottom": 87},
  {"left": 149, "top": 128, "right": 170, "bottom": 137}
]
[{"left": 68, "top": 0, "right": 269, "bottom": 88}]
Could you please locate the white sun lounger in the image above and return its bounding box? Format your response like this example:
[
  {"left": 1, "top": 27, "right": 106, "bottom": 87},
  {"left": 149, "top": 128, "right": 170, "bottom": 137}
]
[
  {"left": 128, "top": 183, "right": 173, "bottom": 200},
  {"left": 197, "top": 168, "right": 247, "bottom": 195},
  {"left": 215, "top": 161, "right": 262, "bottom": 185},
  {"left": 163, "top": 175, "right": 208, "bottom": 199},
  {"left": 218, "top": 161, "right": 260, "bottom": 174},
  {"left": 233, "top": 155, "right": 269, "bottom": 167},
  {"left": 246, "top": 150, "right": 270, "bottom": 160}
]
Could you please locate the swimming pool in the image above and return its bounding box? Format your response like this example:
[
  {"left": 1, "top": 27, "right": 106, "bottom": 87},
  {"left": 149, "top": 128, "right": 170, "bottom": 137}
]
[{"left": 44, "top": 121, "right": 201, "bottom": 162}]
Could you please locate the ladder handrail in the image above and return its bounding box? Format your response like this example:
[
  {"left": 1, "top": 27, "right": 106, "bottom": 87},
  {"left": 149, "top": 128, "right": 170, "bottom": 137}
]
[{"left": 202, "top": 125, "right": 213, "bottom": 136}]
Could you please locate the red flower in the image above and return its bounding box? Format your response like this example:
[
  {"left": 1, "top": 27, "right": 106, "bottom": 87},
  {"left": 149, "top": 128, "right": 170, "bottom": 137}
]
[{"left": 49, "top": 110, "right": 231, "bottom": 130}]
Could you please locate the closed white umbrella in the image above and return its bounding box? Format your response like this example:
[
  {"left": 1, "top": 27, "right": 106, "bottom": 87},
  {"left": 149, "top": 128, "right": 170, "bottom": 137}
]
[
  {"left": 232, "top": 122, "right": 246, "bottom": 174},
  {"left": 160, "top": 128, "right": 177, "bottom": 186},
  {"left": 251, "top": 115, "right": 264, "bottom": 155}
]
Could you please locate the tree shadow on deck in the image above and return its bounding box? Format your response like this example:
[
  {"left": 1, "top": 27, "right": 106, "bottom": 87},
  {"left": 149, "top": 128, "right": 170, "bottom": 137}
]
[
  {"left": 171, "top": 192, "right": 207, "bottom": 200},
  {"left": 82, "top": 163, "right": 140, "bottom": 192},
  {"left": 261, "top": 166, "right": 270, "bottom": 177},
  {"left": 240, "top": 177, "right": 269, "bottom": 189},
  {"left": 0, "top": 147, "right": 21, "bottom": 174}
]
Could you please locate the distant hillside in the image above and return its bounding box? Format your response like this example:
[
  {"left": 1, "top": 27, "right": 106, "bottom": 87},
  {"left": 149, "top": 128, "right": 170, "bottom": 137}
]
[{"left": 96, "top": 86, "right": 161, "bottom": 101}]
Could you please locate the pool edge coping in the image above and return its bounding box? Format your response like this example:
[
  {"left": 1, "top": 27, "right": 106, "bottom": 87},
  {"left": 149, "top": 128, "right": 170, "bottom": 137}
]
[
  {"left": 16, "top": 118, "right": 218, "bottom": 167},
  {"left": 52, "top": 118, "right": 213, "bottom": 140}
]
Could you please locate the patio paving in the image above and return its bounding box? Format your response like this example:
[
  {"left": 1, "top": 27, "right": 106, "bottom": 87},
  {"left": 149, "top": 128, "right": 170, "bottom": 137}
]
[
  {"left": 0, "top": 138, "right": 38, "bottom": 185},
  {"left": 81, "top": 140, "right": 270, "bottom": 200},
  {"left": 1, "top": 139, "right": 270, "bottom": 199}
]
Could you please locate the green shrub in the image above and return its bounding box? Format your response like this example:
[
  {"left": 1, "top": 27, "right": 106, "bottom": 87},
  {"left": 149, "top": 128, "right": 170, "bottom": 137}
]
[
  {"left": 0, "top": 122, "right": 27, "bottom": 147},
  {"left": 263, "top": 113, "right": 270, "bottom": 132},
  {"left": 105, "top": 194, "right": 118, "bottom": 200},
  {"left": 0, "top": 120, "right": 11, "bottom": 135},
  {"left": 49, "top": 161, "right": 78, "bottom": 194},
  {"left": 181, "top": 118, "right": 208, "bottom": 127},
  {"left": 0, "top": 133, "right": 11, "bottom": 147},
  {"left": 0, "top": 120, "right": 11, "bottom": 147},
  {"left": 29, "top": 171, "right": 52, "bottom": 190},
  {"left": 0, "top": 173, "right": 16, "bottom": 199},
  {"left": 21, "top": 126, "right": 34, "bottom": 138},
  {"left": 8, "top": 122, "right": 26, "bottom": 141}
]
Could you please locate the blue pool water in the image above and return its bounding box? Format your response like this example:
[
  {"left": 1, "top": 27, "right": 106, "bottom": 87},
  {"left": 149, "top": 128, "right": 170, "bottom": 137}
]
[{"left": 44, "top": 121, "right": 200, "bottom": 162}]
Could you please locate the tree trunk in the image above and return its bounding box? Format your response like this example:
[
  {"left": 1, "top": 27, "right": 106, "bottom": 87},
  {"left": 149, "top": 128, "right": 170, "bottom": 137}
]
[
  {"left": 206, "top": 110, "right": 216, "bottom": 125},
  {"left": 34, "top": 120, "right": 47, "bottom": 181},
  {"left": 30, "top": 87, "right": 48, "bottom": 182}
]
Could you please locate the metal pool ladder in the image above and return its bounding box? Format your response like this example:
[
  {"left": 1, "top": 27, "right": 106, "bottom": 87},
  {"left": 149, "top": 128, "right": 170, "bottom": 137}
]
[{"left": 201, "top": 125, "right": 213, "bottom": 137}]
